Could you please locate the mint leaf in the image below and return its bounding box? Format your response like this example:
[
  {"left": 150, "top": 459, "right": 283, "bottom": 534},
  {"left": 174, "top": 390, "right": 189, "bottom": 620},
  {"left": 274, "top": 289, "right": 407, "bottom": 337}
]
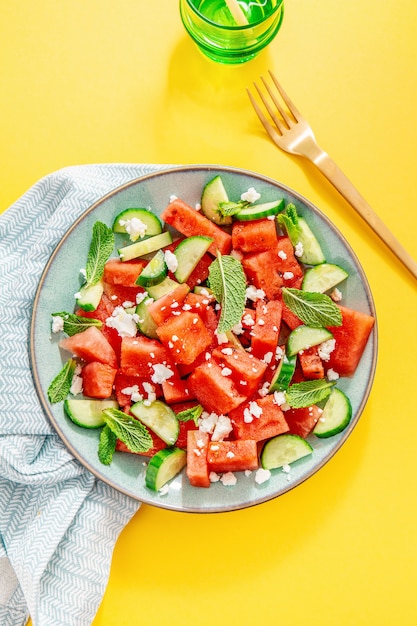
[
  {"left": 102, "top": 408, "right": 153, "bottom": 453},
  {"left": 86, "top": 222, "right": 114, "bottom": 286},
  {"left": 98, "top": 425, "right": 117, "bottom": 465},
  {"left": 277, "top": 203, "right": 300, "bottom": 242},
  {"left": 52, "top": 312, "right": 102, "bottom": 336},
  {"left": 282, "top": 287, "right": 342, "bottom": 328},
  {"left": 218, "top": 200, "right": 250, "bottom": 217},
  {"left": 286, "top": 379, "right": 336, "bottom": 408},
  {"left": 208, "top": 253, "right": 246, "bottom": 334},
  {"left": 176, "top": 404, "right": 203, "bottom": 426},
  {"left": 47, "top": 358, "right": 77, "bottom": 403}
]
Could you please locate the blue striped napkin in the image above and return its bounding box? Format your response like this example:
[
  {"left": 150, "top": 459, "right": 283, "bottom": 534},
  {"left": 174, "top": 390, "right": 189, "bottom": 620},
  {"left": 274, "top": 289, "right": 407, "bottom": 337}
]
[{"left": 0, "top": 164, "right": 168, "bottom": 626}]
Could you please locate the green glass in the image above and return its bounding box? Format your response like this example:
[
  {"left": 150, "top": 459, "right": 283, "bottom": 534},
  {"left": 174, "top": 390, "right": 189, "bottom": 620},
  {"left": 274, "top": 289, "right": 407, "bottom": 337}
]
[{"left": 179, "top": 0, "right": 284, "bottom": 64}]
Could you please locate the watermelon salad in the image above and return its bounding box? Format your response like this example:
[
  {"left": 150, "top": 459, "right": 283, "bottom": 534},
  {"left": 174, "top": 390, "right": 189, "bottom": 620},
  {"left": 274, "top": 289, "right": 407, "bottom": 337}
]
[{"left": 47, "top": 175, "right": 375, "bottom": 494}]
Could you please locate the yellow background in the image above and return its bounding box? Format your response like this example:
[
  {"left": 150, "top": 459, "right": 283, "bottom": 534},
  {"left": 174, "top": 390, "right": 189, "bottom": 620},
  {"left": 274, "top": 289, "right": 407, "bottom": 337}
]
[{"left": 1, "top": 1, "right": 416, "bottom": 624}]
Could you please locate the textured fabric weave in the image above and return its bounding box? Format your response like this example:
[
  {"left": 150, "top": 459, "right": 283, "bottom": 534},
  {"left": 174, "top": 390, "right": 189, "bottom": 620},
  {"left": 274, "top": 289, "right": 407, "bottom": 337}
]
[{"left": 0, "top": 164, "right": 168, "bottom": 625}]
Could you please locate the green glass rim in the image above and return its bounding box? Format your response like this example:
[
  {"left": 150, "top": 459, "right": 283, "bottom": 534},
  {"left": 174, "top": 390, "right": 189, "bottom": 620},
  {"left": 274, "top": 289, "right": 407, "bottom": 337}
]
[{"left": 183, "top": 0, "right": 284, "bottom": 30}]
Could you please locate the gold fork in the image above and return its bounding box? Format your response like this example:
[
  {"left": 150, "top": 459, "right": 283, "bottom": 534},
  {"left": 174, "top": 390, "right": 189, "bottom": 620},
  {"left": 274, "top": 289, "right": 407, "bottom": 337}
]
[{"left": 247, "top": 71, "right": 417, "bottom": 282}]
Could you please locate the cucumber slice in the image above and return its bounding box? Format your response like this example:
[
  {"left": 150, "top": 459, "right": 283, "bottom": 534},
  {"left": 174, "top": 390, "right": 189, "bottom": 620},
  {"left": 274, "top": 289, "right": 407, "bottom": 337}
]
[
  {"left": 136, "top": 250, "right": 167, "bottom": 287},
  {"left": 174, "top": 236, "right": 213, "bottom": 284},
  {"left": 147, "top": 275, "right": 179, "bottom": 300},
  {"left": 302, "top": 263, "right": 348, "bottom": 293},
  {"left": 135, "top": 296, "right": 158, "bottom": 339},
  {"left": 201, "top": 175, "right": 232, "bottom": 225},
  {"left": 64, "top": 398, "right": 118, "bottom": 428},
  {"left": 313, "top": 388, "right": 352, "bottom": 438},
  {"left": 130, "top": 400, "right": 179, "bottom": 445},
  {"left": 234, "top": 199, "right": 285, "bottom": 221},
  {"left": 118, "top": 231, "right": 172, "bottom": 262},
  {"left": 269, "top": 352, "right": 297, "bottom": 392},
  {"left": 75, "top": 281, "right": 104, "bottom": 312},
  {"left": 145, "top": 447, "right": 187, "bottom": 491},
  {"left": 261, "top": 434, "right": 313, "bottom": 470},
  {"left": 112, "top": 208, "right": 162, "bottom": 240},
  {"left": 295, "top": 218, "right": 326, "bottom": 265},
  {"left": 287, "top": 325, "right": 333, "bottom": 357}
]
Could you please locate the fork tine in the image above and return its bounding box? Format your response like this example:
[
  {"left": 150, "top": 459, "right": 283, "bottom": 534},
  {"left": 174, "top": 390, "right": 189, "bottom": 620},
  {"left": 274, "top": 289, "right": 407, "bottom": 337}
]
[
  {"left": 268, "top": 70, "right": 303, "bottom": 122},
  {"left": 246, "top": 88, "right": 282, "bottom": 145},
  {"left": 260, "top": 75, "right": 292, "bottom": 128},
  {"left": 252, "top": 81, "right": 287, "bottom": 135}
]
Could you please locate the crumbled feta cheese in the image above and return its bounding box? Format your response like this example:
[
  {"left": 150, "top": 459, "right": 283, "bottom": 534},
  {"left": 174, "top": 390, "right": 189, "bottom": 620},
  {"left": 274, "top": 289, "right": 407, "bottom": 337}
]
[
  {"left": 241, "top": 187, "right": 261, "bottom": 203},
  {"left": 136, "top": 291, "right": 149, "bottom": 305},
  {"left": 226, "top": 451, "right": 235, "bottom": 459},
  {"left": 221, "top": 347, "right": 233, "bottom": 356},
  {"left": 122, "top": 300, "right": 135, "bottom": 309},
  {"left": 282, "top": 464, "right": 292, "bottom": 481},
  {"left": 249, "top": 401, "right": 263, "bottom": 419},
  {"left": 245, "top": 285, "right": 265, "bottom": 302},
  {"left": 275, "top": 345, "right": 284, "bottom": 360},
  {"left": 243, "top": 408, "right": 253, "bottom": 423},
  {"left": 79, "top": 268, "right": 87, "bottom": 280},
  {"left": 169, "top": 194, "right": 178, "bottom": 202},
  {"left": 215, "top": 331, "right": 229, "bottom": 345},
  {"left": 244, "top": 470, "right": 253, "bottom": 477},
  {"left": 278, "top": 249, "right": 287, "bottom": 260},
  {"left": 164, "top": 249, "right": 178, "bottom": 273},
  {"left": 262, "top": 352, "right": 273, "bottom": 366},
  {"left": 118, "top": 217, "right": 147, "bottom": 241},
  {"left": 121, "top": 385, "right": 143, "bottom": 402},
  {"left": 182, "top": 303, "right": 192, "bottom": 311},
  {"left": 158, "top": 484, "right": 169, "bottom": 496},
  {"left": 51, "top": 315, "right": 64, "bottom": 333},
  {"left": 294, "top": 242, "right": 304, "bottom": 257},
  {"left": 151, "top": 363, "right": 174, "bottom": 384},
  {"left": 143, "top": 381, "right": 157, "bottom": 404},
  {"left": 211, "top": 414, "right": 233, "bottom": 441},
  {"left": 255, "top": 468, "right": 271, "bottom": 484},
  {"left": 273, "top": 391, "right": 290, "bottom": 411},
  {"left": 209, "top": 471, "right": 220, "bottom": 483},
  {"left": 220, "top": 472, "right": 237, "bottom": 486},
  {"left": 257, "top": 319, "right": 265, "bottom": 326},
  {"left": 105, "top": 306, "right": 138, "bottom": 337},
  {"left": 318, "top": 338, "right": 336, "bottom": 362},
  {"left": 198, "top": 411, "right": 218, "bottom": 434},
  {"left": 330, "top": 287, "right": 343, "bottom": 302},
  {"left": 283, "top": 271, "right": 294, "bottom": 280},
  {"left": 327, "top": 368, "right": 340, "bottom": 381},
  {"left": 195, "top": 202, "right": 201, "bottom": 211},
  {"left": 221, "top": 367, "right": 232, "bottom": 377},
  {"left": 70, "top": 366, "right": 83, "bottom": 396},
  {"left": 258, "top": 382, "right": 270, "bottom": 398},
  {"left": 242, "top": 313, "right": 255, "bottom": 327}
]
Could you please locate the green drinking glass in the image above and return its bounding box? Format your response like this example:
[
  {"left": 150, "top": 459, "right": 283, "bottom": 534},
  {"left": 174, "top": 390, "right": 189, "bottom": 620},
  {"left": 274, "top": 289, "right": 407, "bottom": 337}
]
[{"left": 179, "top": 0, "right": 284, "bottom": 64}]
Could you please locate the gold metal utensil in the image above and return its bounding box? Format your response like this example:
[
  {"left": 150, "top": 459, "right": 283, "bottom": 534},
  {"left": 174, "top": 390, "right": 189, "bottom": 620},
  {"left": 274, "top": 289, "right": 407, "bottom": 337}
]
[{"left": 247, "top": 71, "right": 417, "bottom": 281}]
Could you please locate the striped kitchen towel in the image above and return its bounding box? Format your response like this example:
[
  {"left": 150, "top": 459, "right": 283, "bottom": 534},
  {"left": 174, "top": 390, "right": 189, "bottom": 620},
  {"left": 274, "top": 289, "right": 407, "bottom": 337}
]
[{"left": 0, "top": 163, "right": 168, "bottom": 626}]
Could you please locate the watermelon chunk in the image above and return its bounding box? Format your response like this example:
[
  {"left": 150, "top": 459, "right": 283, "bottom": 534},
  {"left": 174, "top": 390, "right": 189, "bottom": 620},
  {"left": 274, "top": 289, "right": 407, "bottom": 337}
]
[
  {"left": 147, "top": 283, "right": 190, "bottom": 326},
  {"left": 103, "top": 258, "right": 147, "bottom": 287},
  {"left": 251, "top": 299, "right": 282, "bottom": 362},
  {"left": 298, "top": 346, "right": 325, "bottom": 379},
  {"left": 326, "top": 305, "right": 375, "bottom": 377},
  {"left": 156, "top": 311, "right": 213, "bottom": 365},
  {"left": 229, "top": 395, "right": 289, "bottom": 442},
  {"left": 120, "top": 336, "right": 175, "bottom": 377},
  {"left": 81, "top": 361, "right": 117, "bottom": 398},
  {"left": 242, "top": 249, "right": 283, "bottom": 300},
  {"left": 188, "top": 361, "right": 247, "bottom": 415},
  {"left": 59, "top": 326, "right": 118, "bottom": 368},
  {"left": 284, "top": 405, "right": 322, "bottom": 438},
  {"left": 211, "top": 346, "right": 267, "bottom": 395},
  {"left": 161, "top": 198, "right": 232, "bottom": 256},
  {"left": 232, "top": 218, "right": 278, "bottom": 253},
  {"left": 187, "top": 430, "right": 211, "bottom": 488},
  {"left": 207, "top": 439, "right": 259, "bottom": 473}
]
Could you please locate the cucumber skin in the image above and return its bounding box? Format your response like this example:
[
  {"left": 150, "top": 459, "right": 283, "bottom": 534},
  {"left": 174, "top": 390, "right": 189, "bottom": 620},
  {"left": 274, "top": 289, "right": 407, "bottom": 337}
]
[
  {"left": 174, "top": 236, "right": 213, "bottom": 284},
  {"left": 136, "top": 250, "right": 168, "bottom": 288},
  {"left": 145, "top": 447, "right": 187, "bottom": 491},
  {"left": 64, "top": 398, "right": 118, "bottom": 429},
  {"left": 313, "top": 388, "right": 352, "bottom": 438},
  {"left": 201, "top": 175, "right": 232, "bottom": 226},
  {"left": 295, "top": 218, "right": 326, "bottom": 266},
  {"left": 118, "top": 231, "right": 173, "bottom": 262},
  {"left": 287, "top": 326, "right": 333, "bottom": 357},
  {"left": 302, "top": 263, "right": 348, "bottom": 293},
  {"left": 112, "top": 208, "right": 162, "bottom": 236},
  {"left": 234, "top": 199, "right": 285, "bottom": 221},
  {"left": 76, "top": 281, "right": 104, "bottom": 312},
  {"left": 130, "top": 400, "right": 179, "bottom": 445}
]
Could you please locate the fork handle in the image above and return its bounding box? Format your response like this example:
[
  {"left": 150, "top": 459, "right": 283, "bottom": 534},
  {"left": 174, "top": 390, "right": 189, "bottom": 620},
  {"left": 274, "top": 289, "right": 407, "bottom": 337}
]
[{"left": 311, "top": 149, "right": 417, "bottom": 281}]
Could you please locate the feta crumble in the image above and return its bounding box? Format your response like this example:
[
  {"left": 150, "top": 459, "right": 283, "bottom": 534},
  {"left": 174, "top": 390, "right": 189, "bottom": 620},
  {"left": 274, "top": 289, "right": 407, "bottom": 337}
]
[
  {"left": 118, "top": 217, "right": 147, "bottom": 241},
  {"left": 294, "top": 242, "right": 304, "bottom": 257},
  {"left": 241, "top": 187, "right": 261, "bottom": 203},
  {"left": 164, "top": 249, "right": 178, "bottom": 273},
  {"left": 51, "top": 315, "right": 64, "bottom": 333},
  {"left": 318, "top": 338, "right": 336, "bottom": 362},
  {"left": 255, "top": 468, "right": 271, "bottom": 485},
  {"left": 245, "top": 285, "right": 265, "bottom": 302},
  {"left": 151, "top": 363, "right": 174, "bottom": 384},
  {"left": 220, "top": 472, "right": 237, "bottom": 486},
  {"left": 327, "top": 368, "right": 340, "bottom": 381},
  {"left": 105, "top": 306, "right": 139, "bottom": 337}
]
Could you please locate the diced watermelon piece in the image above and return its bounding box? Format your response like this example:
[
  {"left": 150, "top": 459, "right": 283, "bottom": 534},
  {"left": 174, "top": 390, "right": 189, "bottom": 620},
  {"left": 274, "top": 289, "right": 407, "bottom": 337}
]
[
  {"left": 59, "top": 326, "right": 118, "bottom": 368},
  {"left": 103, "top": 258, "right": 147, "bottom": 287},
  {"left": 207, "top": 439, "right": 259, "bottom": 473},
  {"left": 120, "top": 336, "right": 175, "bottom": 377},
  {"left": 147, "top": 283, "right": 190, "bottom": 326},
  {"left": 160, "top": 198, "right": 232, "bottom": 255},
  {"left": 188, "top": 361, "right": 247, "bottom": 415},
  {"left": 187, "top": 430, "right": 211, "bottom": 488},
  {"left": 103, "top": 282, "right": 144, "bottom": 308},
  {"left": 251, "top": 299, "right": 282, "bottom": 362},
  {"left": 113, "top": 373, "right": 162, "bottom": 409},
  {"left": 182, "top": 291, "right": 215, "bottom": 322},
  {"left": 326, "top": 305, "right": 375, "bottom": 377},
  {"left": 211, "top": 346, "right": 267, "bottom": 395},
  {"left": 284, "top": 405, "right": 322, "bottom": 438},
  {"left": 75, "top": 294, "right": 122, "bottom": 357},
  {"left": 276, "top": 236, "right": 304, "bottom": 286},
  {"left": 156, "top": 311, "right": 213, "bottom": 365},
  {"left": 229, "top": 394, "right": 289, "bottom": 442},
  {"left": 232, "top": 218, "right": 278, "bottom": 253},
  {"left": 175, "top": 418, "right": 199, "bottom": 449},
  {"left": 298, "top": 346, "right": 325, "bottom": 379},
  {"left": 162, "top": 377, "right": 194, "bottom": 404},
  {"left": 242, "top": 249, "right": 283, "bottom": 300},
  {"left": 81, "top": 361, "right": 117, "bottom": 398}
]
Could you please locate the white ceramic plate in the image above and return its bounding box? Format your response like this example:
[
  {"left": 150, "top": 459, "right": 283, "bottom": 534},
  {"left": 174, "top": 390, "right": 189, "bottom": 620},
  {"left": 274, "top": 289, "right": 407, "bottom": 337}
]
[{"left": 30, "top": 165, "right": 377, "bottom": 513}]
